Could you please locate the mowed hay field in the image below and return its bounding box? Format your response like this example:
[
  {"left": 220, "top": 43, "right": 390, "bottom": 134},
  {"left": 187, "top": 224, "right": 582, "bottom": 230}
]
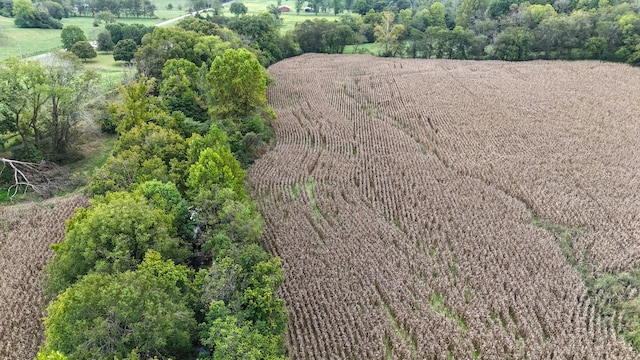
[
  {"left": 249, "top": 54, "right": 640, "bottom": 358},
  {"left": 0, "top": 195, "right": 88, "bottom": 359}
]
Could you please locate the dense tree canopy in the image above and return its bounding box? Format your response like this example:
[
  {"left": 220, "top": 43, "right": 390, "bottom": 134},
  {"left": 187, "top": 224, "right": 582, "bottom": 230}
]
[
  {"left": 44, "top": 251, "right": 197, "bottom": 360},
  {"left": 45, "top": 190, "right": 191, "bottom": 296},
  {"left": 207, "top": 48, "right": 269, "bottom": 118}
]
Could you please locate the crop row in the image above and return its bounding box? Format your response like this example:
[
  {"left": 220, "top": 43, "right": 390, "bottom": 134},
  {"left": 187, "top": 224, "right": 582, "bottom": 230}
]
[
  {"left": 248, "top": 55, "right": 640, "bottom": 358},
  {"left": 0, "top": 195, "right": 88, "bottom": 360}
]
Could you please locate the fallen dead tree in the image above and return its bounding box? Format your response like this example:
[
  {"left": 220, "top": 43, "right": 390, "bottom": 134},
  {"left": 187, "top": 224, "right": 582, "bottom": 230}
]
[{"left": 0, "top": 158, "right": 59, "bottom": 199}]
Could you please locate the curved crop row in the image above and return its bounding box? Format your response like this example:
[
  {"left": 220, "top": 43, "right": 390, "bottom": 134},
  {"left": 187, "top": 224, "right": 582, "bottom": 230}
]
[{"left": 249, "top": 54, "right": 640, "bottom": 358}]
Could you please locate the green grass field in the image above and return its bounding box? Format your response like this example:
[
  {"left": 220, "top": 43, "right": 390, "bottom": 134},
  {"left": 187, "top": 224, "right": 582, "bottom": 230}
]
[
  {"left": 82, "top": 52, "right": 137, "bottom": 90},
  {"left": 234, "top": 0, "right": 341, "bottom": 32},
  {"left": 343, "top": 42, "right": 383, "bottom": 55},
  {"left": 0, "top": 0, "right": 345, "bottom": 60},
  {"left": 0, "top": 2, "right": 188, "bottom": 61}
]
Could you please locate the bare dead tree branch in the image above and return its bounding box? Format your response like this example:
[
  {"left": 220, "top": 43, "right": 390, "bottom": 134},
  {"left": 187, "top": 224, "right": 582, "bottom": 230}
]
[{"left": 0, "top": 157, "right": 58, "bottom": 200}]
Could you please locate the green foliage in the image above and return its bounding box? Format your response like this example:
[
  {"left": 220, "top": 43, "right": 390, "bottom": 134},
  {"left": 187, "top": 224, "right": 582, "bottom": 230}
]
[
  {"left": 230, "top": 1, "right": 248, "bottom": 15},
  {"left": 13, "top": 0, "right": 62, "bottom": 29},
  {"left": 207, "top": 48, "right": 269, "bottom": 119},
  {"left": 293, "top": 19, "right": 356, "bottom": 53},
  {"left": 45, "top": 191, "right": 190, "bottom": 297},
  {"left": 113, "top": 38, "right": 137, "bottom": 62},
  {"left": 106, "top": 22, "right": 155, "bottom": 45},
  {"left": 187, "top": 146, "right": 247, "bottom": 200},
  {"left": 36, "top": 350, "right": 68, "bottom": 360},
  {"left": 94, "top": 10, "right": 116, "bottom": 25},
  {"left": 41, "top": 15, "right": 287, "bottom": 360},
  {"left": 0, "top": 55, "right": 100, "bottom": 162},
  {"left": 44, "top": 251, "right": 197, "bottom": 360},
  {"left": 582, "top": 269, "right": 640, "bottom": 351},
  {"left": 200, "top": 301, "right": 286, "bottom": 360},
  {"left": 60, "top": 25, "right": 87, "bottom": 50},
  {"left": 89, "top": 123, "right": 188, "bottom": 194},
  {"left": 133, "top": 180, "right": 193, "bottom": 239},
  {"left": 159, "top": 59, "right": 208, "bottom": 122},
  {"left": 108, "top": 76, "right": 180, "bottom": 134},
  {"left": 226, "top": 13, "right": 288, "bottom": 65},
  {"left": 135, "top": 27, "right": 204, "bottom": 78},
  {"left": 70, "top": 41, "right": 97, "bottom": 61},
  {"left": 97, "top": 31, "right": 115, "bottom": 52},
  {"left": 374, "top": 12, "right": 405, "bottom": 56},
  {"left": 494, "top": 26, "right": 534, "bottom": 60}
]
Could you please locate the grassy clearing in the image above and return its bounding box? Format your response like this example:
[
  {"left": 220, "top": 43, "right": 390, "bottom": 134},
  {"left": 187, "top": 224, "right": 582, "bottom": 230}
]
[
  {"left": 343, "top": 42, "right": 383, "bottom": 55},
  {"left": 230, "top": 0, "right": 341, "bottom": 32},
  {"left": 0, "top": 133, "right": 116, "bottom": 205},
  {"left": 0, "top": 5, "right": 186, "bottom": 61},
  {"left": 82, "top": 52, "right": 136, "bottom": 90}
]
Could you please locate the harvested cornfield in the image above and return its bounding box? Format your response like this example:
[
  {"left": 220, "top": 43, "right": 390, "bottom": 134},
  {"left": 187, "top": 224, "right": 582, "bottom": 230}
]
[
  {"left": 0, "top": 195, "right": 88, "bottom": 360},
  {"left": 248, "top": 54, "right": 640, "bottom": 359}
]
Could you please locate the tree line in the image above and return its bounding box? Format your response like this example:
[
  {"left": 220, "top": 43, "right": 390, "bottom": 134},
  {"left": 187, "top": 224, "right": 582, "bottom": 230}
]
[
  {"left": 1, "top": 0, "right": 159, "bottom": 30},
  {"left": 290, "top": 0, "right": 640, "bottom": 64},
  {"left": 2, "top": 6, "right": 291, "bottom": 358},
  {"left": 35, "top": 47, "right": 287, "bottom": 359}
]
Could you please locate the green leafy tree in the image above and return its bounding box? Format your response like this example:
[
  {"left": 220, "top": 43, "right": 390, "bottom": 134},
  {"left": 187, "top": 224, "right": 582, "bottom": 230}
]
[
  {"left": 229, "top": 1, "right": 248, "bottom": 15},
  {"left": 455, "top": 0, "right": 488, "bottom": 28},
  {"left": 45, "top": 191, "right": 191, "bottom": 296},
  {"left": 159, "top": 58, "right": 208, "bottom": 122},
  {"left": 429, "top": 2, "right": 446, "bottom": 28},
  {"left": 94, "top": 10, "right": 116, "bottom": 25},
  {"left": 70, "top": 41, "right": 97, "bottom": 61},
  {"left": 583, "top": 36, "right": 608, "bottom": 59},
  {"left": 0, "top": 57, "right": 47, "bottom": 159},
  {"left": 227, "top": 13, "right": 284, "bottom": 65},
  {"left": 42, "top": 1, "right": 64, "bottom": 19},
  {"left": 374, "top": 11, "right": 405, "bottom": 56},
  {"left": 89, "top": 123, "right": 188, "bottom": 194},
  {"left": 526, "top": 4, "right": 557, "bottom": 26},
  {"left": 43, "top": 251, "right": 197, "bottom": 360},
  {"left": 96, "top": 31, "right": 115, "bottom": 52},
  {"left": 107, "top": 76, "right": 181, "bottom": 134},
  {"left": 186, "top": 145, "right": 247, "bottom": 199},
  {"left": 45, "top": 54, "right": 101, "bottom": 160},
  {"left": 113, "top": 38, "right": 137, "bottom": 62},
  {"left": 352, "top": 0, "right": 371, "bottom": 14},
  {"left": 135, "top": 27, "right": 202, "bottom": 78},
  {"left": 200, "top": 301, "right": 286, "bottom": 360},
  {"left": 60, "top": 25, "right": 87, "bottom": 50},
  {"left": 207, "top": 48, "right": 270, "bottom": 118},
  {"left": 326, "top": 23, "right": 356, "bottom": 53},
  {"left": 494, "top": 26, "right": 534, "bottom": 60},
  {"left": 14, "top": 0, "right": 62, "bottom": 29}
]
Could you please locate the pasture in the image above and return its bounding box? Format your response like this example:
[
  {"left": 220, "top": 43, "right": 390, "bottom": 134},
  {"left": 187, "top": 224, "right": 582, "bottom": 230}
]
[{"left": 249, "top": 55, "right": 640, "bottom": 358}]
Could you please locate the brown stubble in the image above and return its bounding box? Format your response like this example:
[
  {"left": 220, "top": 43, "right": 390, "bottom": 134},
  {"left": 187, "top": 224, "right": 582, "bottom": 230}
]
[
  {"left": 249, "top": 54, "right": 640, "bottom": 359},
  {"left": 0, "top": 195, "right": 88, "bottom": 360}
]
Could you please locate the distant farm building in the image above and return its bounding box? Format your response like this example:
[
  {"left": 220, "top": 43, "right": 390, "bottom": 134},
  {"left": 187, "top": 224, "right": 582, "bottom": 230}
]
[{"left": 279, "top": 5, "right": 291, "bottom": 11}]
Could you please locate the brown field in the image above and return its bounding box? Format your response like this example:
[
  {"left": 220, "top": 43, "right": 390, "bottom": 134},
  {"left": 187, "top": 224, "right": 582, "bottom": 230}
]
[
  {"left": 248, "top": 55, "right": 640, "bottom": 358},
  {"left": 0, "top": 195, "right": 88, "bottom": 360}
]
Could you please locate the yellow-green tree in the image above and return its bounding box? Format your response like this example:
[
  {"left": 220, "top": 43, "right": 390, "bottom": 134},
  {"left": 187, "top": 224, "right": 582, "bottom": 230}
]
[
  {"left": 207, "top": 48, "right": 270, "bottom": 118},
  {"left": 374, "top": 12, "right": 405, "bottom": 57}
]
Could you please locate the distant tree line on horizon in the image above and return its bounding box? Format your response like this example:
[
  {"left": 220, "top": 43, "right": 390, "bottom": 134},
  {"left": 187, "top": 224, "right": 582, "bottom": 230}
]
[
  {"left": 288, "top": 0, "right": 640, "bottom": 64},
  {"left": 1, "top": 0, "right": 160, "bottom": 29}
]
